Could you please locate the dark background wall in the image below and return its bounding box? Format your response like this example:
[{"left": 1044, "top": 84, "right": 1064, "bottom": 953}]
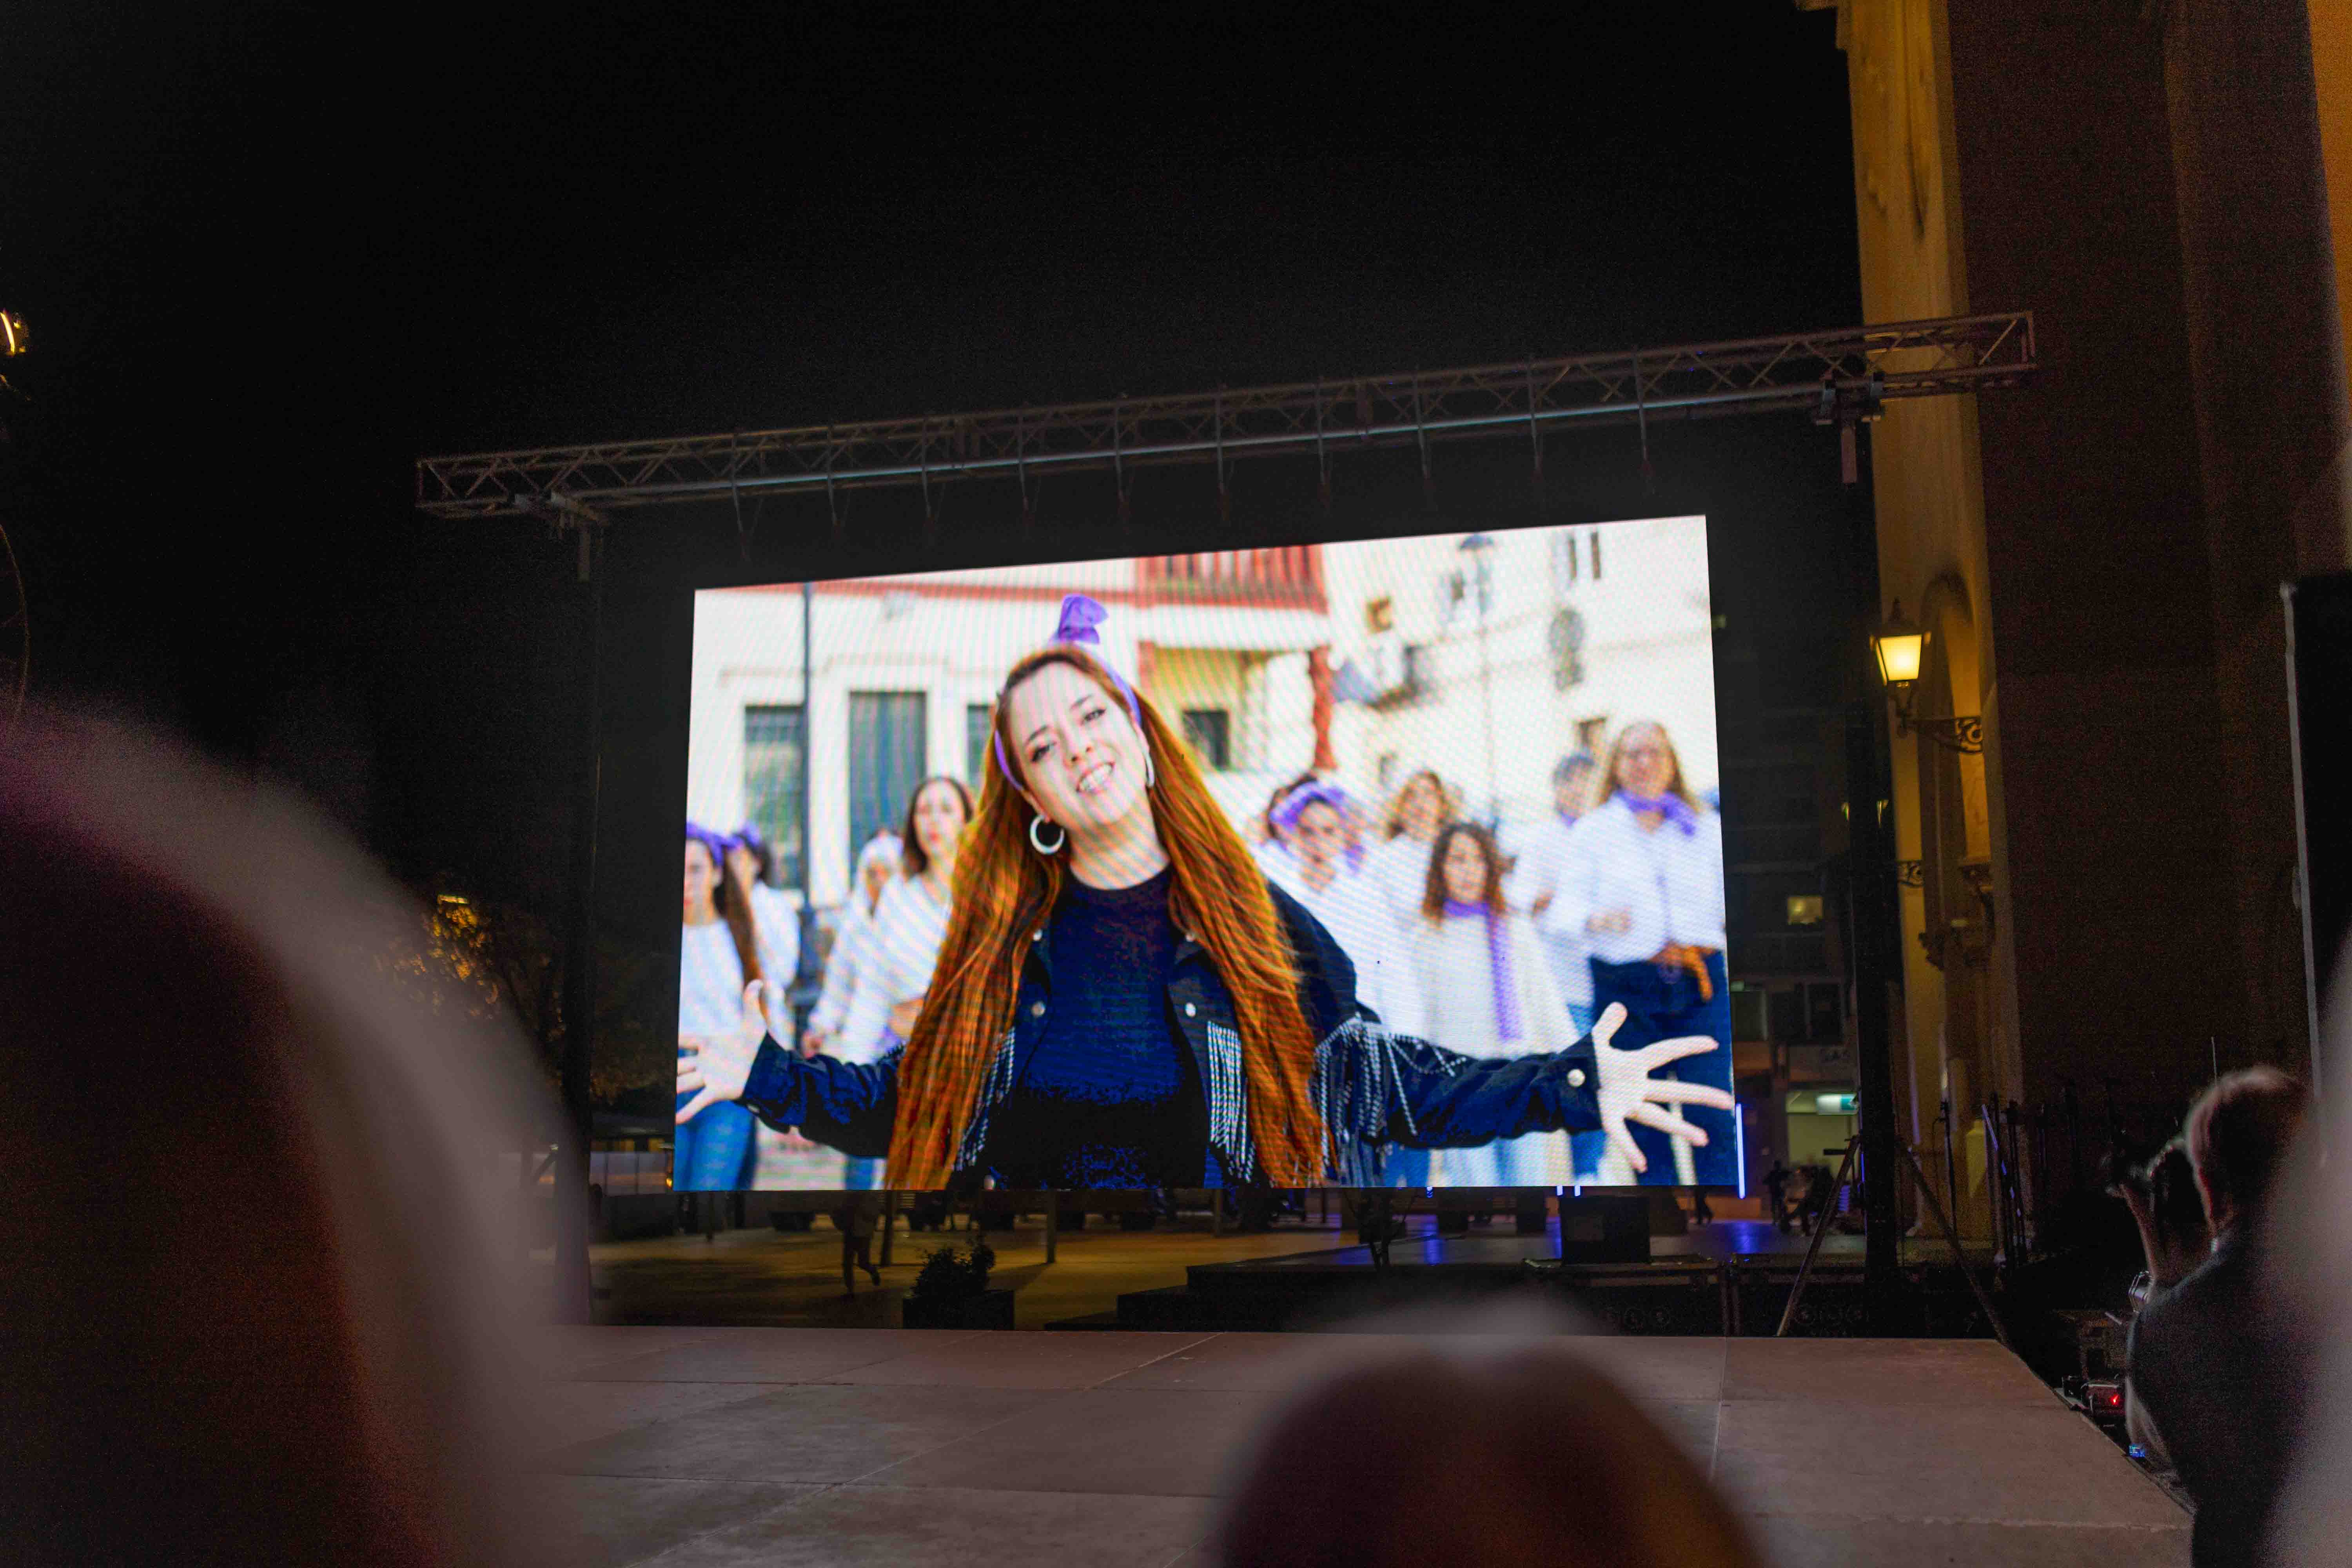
[
  {"left": 1944, "top": 0, "right": 2338, "bottom": 1106},
  {"left": 2, "top": 4, "right": 1870, "bottom": 1064}
]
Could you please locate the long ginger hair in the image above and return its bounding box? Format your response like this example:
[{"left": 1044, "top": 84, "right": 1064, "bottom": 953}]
[{"left": 886, "top": 645, "right": 1328, "bottom": 1188}]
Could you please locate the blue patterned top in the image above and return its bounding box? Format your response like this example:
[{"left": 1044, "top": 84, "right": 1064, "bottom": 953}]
[{"left": 983, "top": 868, "right": 1217, "bottom": 1187}]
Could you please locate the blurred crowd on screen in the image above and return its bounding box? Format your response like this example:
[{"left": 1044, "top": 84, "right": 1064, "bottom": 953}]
[{"left": 679, "top": 709, "right": 1732, "bottom": 1190}]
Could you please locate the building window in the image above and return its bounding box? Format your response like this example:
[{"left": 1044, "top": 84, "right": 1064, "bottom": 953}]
[
  {"left": 1551, "top": 531, "right": 1580, "bottom": 590},
  {"left": 1805, "top": 981, "right": 1843, "bottom": 1043},
  {"left": 1589, "top": 529, "right": 1604, "bottom": 581},
  {"left": 1729, "top": 984, "right": 1767, "bottom": 1042},
  {"left": 742, "top": 705, "right": 806, "bottom": 888},
  {"left": 1785, "top": 894, "right": 1825, "bottom": 927},
  {"left": 965, "top": 703, "right": 995, "bottom": 790},
  {"left": 848, "top": 691, "right": 927, "bottom": 863},
  {"left": 1181, "top": 709, "right": 1232, "bottom": 771}
]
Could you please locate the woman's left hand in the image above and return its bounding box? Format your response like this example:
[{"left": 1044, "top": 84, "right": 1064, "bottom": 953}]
[
  {"left": 887, "top": 995, "right": 925, "bottom": 1039},
  {"left": 1585, "top": 1001, "right": 1737, "bottom": 1176}
]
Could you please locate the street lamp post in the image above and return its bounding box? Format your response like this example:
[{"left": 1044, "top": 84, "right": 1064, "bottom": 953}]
[
  {"left": 1461, "top": 534, "right": 1500, "bottom": 825},
  {"left": 793, "top": 579, "right": 820, "bottom": 1036}
]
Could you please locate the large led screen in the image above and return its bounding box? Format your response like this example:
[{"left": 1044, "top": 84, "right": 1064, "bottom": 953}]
[{"left": 675, "top": 518, "right": 1731, "bottom": 1190}]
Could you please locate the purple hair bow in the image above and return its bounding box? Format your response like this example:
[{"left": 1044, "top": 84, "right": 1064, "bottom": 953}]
[
  {"left": 991, "top": 593, "right": 1143, "bottom": 788},
  {"left": 1268, "top": 779, "right": 1352, "bottom": 838},
  {"left": 685, "top": 820, "right": 737, "bottom": 870}
]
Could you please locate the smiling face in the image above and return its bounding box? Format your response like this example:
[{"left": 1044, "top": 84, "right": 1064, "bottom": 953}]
[
  {"left": 1003, "top": 659, "right": 1151, "bottom": 837},
  {"left": 1614, "top": 724, "right": 1677, "bottom": 800},
  {"left": 682, "top": 838, "right": 718, "bottom": 923},
  {"left": 1290, "top": 801, "right": 1347, "bottom": 873},
  {"left": 909, "top": 780, "right": 970, "bottom": 869},
  {"left": 1440, "top": 831, "right": 1492, "bottom": 906}
]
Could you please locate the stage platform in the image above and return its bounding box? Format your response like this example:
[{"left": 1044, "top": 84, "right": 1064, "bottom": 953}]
[
  {"left": 1071, "top": 1222, "right": 1996, "bottom": 1336},
  {"left": 523, "top": 1326, "right": 2187, "bottom": 1566}
]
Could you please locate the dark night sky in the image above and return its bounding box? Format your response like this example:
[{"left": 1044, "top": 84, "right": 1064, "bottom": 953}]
[{"left": 2, "top": 2, "right": 1860, "bottom": 926}]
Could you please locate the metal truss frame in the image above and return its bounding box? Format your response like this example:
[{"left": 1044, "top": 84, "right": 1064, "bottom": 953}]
[{"left": 415, "top": 311, "right": 2034, "bottom": 519}]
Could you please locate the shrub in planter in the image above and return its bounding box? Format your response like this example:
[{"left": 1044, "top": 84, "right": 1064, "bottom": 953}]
[{"left": 902, "top": 1240, "right": 1011, "bottom": 1329}]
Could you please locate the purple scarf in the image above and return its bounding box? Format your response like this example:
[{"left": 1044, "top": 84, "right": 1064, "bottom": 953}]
[
  {"left": 1615, "top": 788, "right": 1699, "bottom": 837},
  {"left": 1443, "top": 899, "right": 1522, "bottom": 1044}
]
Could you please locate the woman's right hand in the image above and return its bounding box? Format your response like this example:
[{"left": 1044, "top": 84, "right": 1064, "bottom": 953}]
[
  {"left": 677, "top": 981, "right": 767, "bottom": 1124},
  {"left": 1587, "top": 907, "right": 1632, "bottom": 935}
]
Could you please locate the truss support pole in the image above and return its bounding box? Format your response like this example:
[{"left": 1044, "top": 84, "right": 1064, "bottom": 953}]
[{"left": 537, "top": 492, "right": 607, "bottom": 1325}]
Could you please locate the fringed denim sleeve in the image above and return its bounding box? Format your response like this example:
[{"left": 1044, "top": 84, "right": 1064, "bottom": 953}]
[
  {"left": 1312, "top": 1012, "right": 1603, "bottom": 1181},
  {"left": 739, "top": 1037, "right": 901, "bottom": 1159}
]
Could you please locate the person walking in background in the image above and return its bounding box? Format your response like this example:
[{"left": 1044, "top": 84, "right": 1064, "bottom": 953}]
[
  {"left": 1408, "top": 823, "right": 1579, "bottom": 1185},
  {"left": 1514, "top": 752, "right": 1603, "bottom": 1176},
  {"left": 2127, "top": 1068, "right": 2312, "bottom": 1567},
  {"left": 834, "top": 776, "right": 972, "bottom": 1190},
  {"left": 1556, "top": 722, "right": 1730, "bottom": 1185},
  {"left": 678, "top": 594, "right": 1728, "bottom": 1196},
  {"left": 804, "top": 831, "right": 900, "bottom": 1056},
  {"left": 1368, "top": 767, "right": 1458, "bottom": 931},
  {"left": 832, "top": 1191, "right": 883, "bottom": 1293},
  {"left": 724, "top": 823, "right": 799, "bottom": 1028},
  {"left": 677, "top": 824, "right": 765, "bottom": 1191}
]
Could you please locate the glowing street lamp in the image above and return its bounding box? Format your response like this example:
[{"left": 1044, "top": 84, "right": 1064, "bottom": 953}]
[
  {"left": 1871, "top": 600, "right": 1925, "bottom": 693},
  {"left": 1873, "top": 600, "right": 1980, "bottom": 754}
]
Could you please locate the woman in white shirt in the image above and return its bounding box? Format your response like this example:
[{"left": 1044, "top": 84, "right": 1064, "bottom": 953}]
[
  {"left": 804, "top": 832, "right": 901, "bottom": 1052},
  {"left": 835, "top": 777, "right": 973, "bottom": 1188},
  {"left": 723, "top": 824, "right": 800, "bottom": 1027},
  {"left": 1408, "top": 824, "right": 1579, "bottom": 1187},
  {"left": 677, "top": 826, "right": 764, "bottom": 1190},
  {"left": 1276, "top": 781, "right": 1433, "bottom": 1187},
  {"left": 1367, "top": 768, "right": 1456, "bottom": 932},
  {"left": 1252, "top": 771, "right": 1321, "bottom": 892},
  {"left": 1555, "top": 722, "right": 1733, "bottom": 1187},
  {"left": 1275, "top": 784, "right": 1427, "bottom": 1038}
]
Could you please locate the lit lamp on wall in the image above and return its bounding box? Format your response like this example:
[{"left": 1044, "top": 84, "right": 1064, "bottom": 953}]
[{"left": 1872, "top": 600, "right": 1982, "bottom": 754}]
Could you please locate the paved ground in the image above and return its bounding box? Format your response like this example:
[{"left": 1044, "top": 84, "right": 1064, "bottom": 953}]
[{"left": 521, "top": 1328, "right": 2189, "bottom": 1566}]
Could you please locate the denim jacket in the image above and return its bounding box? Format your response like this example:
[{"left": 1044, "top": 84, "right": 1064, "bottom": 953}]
[{"left": 739, "top": 879, "right": 1604, "bottom": 1186}]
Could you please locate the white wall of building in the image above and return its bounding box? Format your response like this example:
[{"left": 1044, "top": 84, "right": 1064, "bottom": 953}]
[
  {"left": 1322, "top": 515, "right": 1718, "bottom": 831},
  {"left": 689, "top": 568, "right": 1333, "bottom": 908}
]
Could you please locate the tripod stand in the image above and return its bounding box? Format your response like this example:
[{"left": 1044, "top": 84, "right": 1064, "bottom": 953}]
[{"left": 1775, "top": 1134, "right": 2009, "bottom": 1349}]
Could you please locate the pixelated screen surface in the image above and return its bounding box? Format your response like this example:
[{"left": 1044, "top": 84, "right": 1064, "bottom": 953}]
[{"left": 676, "top": 517, "right": 1730, "bottom": 1190}]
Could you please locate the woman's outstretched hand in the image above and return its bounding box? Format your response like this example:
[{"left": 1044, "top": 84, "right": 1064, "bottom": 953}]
[
  {"left": 1586, "top": 1001, "right": 1737, "bottom": 1176},
  {"left": 676, "top": 981, "right": 768, "bottom": 1125}
]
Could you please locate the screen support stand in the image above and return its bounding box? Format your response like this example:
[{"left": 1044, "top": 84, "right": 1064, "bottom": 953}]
[
  {"left": 1777, "top": 1135, "right": 2010, "bottom": 1349},
  {"left": 538, "top": 492, "right": 608, "bottom": 1325},
  {"left": 1775, "top": 1135, "right": 1858, "bottom": 1337}
]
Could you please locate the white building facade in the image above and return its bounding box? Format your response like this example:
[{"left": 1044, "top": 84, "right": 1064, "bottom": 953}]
[{"left": 687, "top": 550, "right": 1338, "bottom": 913}]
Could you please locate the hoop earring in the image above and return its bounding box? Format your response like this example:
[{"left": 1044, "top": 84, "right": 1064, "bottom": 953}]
[{"left": 1029, "top": 813, "right": 1067, "bottom": 856}]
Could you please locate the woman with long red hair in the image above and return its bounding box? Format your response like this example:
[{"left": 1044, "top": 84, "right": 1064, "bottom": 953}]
[{"left": 677, "top": 595, "right": 1728, "bottom": 1191}]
